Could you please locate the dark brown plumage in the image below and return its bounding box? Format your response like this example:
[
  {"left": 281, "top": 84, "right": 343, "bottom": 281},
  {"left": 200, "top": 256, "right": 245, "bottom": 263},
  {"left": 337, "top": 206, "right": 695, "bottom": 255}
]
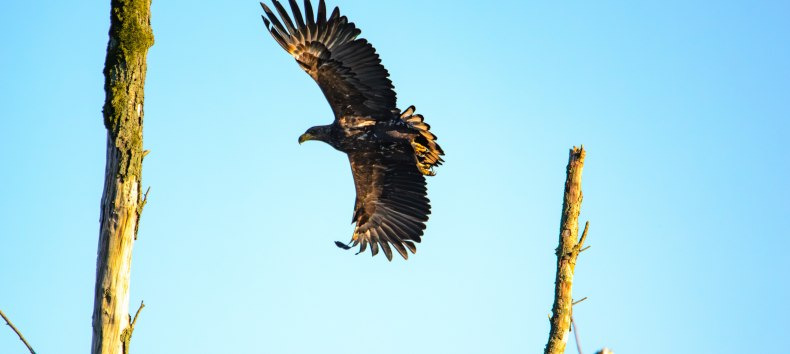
[{"left": 261, "top": 0, "right": 444, "bottom": 260}]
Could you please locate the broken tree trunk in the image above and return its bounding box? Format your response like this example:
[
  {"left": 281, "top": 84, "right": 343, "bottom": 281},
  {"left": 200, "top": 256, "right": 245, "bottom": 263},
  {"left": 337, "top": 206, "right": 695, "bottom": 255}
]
[
  {"left": 545, "top": 146, "right": 589, "bottom": 354},
  {"left": 91, "top": 1, "right": 153, "bottom": 354}
]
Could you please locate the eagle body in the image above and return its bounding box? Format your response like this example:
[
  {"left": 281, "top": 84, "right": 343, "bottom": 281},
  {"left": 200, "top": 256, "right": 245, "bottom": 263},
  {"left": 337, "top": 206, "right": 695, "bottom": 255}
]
[
  {"left": 308, "top": 114, "right": 415, "bottom": 152},
  {"left": 261, "top": 0, "right": 444, "bottom": 260}
]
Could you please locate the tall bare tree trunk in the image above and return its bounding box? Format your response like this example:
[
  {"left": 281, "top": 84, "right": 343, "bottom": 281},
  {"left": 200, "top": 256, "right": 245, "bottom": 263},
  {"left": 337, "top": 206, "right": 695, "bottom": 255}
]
[
  {"left": 92, "top": 1, "right": 153, "bottom": 353},
  {"left": 545, "top": 146, "right": 589, "bottom": 354}
]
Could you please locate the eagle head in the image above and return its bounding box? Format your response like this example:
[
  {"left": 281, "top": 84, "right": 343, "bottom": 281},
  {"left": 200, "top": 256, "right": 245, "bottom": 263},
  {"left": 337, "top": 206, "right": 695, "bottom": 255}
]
[{"left": 298, "top": 125, "right": 332, "bottom": 145}]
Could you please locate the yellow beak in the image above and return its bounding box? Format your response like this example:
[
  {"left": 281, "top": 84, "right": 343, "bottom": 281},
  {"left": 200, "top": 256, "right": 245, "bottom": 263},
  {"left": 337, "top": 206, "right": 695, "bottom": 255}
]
[{"left": 298, "top": 133, "right": 314, "bottom": 144}]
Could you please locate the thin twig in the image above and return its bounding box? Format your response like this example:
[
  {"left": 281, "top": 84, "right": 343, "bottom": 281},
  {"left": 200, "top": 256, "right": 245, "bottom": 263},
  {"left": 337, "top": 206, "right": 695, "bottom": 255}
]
[
  {"left": 571, "top": 316, "right": 583, "bottom": 354},
  {"left": 577, "top": 221, "right": 590, "bottom": 252},
  {"left": 131, "top": 301, "right": 145, "bottom": 328},
  {"left": 121, "top": 301, "right": 145, "bottom": 353},
  {"left": 572, "top": 297, "right": 589, "bottom": 306},
  {"left": 0, "top": 309, "right": 36, "bottom": 354},
  {"left": 135, "top": 187, "right": 151, "bottom": 240},
  {"left": 142, "top": 186, "right": 151, "bottom": 203}
]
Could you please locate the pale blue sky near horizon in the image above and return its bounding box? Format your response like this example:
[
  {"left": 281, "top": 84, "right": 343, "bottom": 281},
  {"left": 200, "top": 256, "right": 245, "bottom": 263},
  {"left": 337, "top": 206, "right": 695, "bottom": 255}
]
[{"left": 1, "top": 0, "right": 789, "bottom": 353}]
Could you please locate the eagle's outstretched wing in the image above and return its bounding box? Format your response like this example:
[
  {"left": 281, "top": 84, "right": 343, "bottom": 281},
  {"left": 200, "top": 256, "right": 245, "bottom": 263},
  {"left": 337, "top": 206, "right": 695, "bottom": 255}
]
[
  {"left": 261, "top": 0, "right": 397, "bottom": 120},
  {"left": 348, "top": 148, "right": 430, "bottom": 261}
]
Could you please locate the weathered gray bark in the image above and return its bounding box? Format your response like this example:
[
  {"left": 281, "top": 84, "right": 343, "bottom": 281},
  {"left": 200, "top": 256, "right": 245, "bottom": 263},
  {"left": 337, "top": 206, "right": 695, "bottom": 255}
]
[
  {"left": 545, "top": 146, "right": 589, "bottom": 354},
  {"left": 91, "top": 1, "right": 153, "bottom": 353}
]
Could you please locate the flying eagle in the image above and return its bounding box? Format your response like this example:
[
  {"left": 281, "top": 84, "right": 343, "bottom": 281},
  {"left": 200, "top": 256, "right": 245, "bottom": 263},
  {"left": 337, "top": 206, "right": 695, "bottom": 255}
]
[{"left": 260, "top": 0, "right": 444, "bottom": 260}]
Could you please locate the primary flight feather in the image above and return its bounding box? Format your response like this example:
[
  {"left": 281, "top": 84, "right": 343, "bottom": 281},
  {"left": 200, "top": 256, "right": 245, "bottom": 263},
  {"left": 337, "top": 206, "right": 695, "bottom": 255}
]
[{"left": 260, "top": 0, "right": 444, "bottom": 260}]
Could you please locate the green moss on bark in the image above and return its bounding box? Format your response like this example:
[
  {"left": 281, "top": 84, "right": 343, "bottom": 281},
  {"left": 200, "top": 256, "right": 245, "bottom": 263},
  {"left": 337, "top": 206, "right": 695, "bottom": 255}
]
[
  {"left": 102, "top": 0, "right": 154, "bottom": 180},
  {"left": 113, "top": 0, "right": 154, "bottom": 56}
]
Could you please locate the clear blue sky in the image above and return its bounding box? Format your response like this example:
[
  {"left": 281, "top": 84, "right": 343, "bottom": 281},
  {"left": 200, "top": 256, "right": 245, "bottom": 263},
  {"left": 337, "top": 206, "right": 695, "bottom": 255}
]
[{"left": 1, "top": 0, "right": 788, "bottom": 353}]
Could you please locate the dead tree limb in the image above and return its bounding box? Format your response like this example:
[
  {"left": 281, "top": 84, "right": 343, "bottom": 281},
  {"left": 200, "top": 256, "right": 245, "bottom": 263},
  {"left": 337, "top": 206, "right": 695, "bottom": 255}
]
[
  {"left": 545, "top": 146, "right": 589, "bottom": 354},
  {"left": 0, "top": 309, "right": 36, "bottom": 354},
  {"left": 91, "top": 0, "right": 153, "bottom": 353}
]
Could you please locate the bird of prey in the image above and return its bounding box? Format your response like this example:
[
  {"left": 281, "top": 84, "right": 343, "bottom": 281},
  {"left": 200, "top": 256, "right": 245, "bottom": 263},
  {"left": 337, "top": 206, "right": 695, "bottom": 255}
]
[{"left": 260, "top": 0, "right": 444, "bottom": 260}]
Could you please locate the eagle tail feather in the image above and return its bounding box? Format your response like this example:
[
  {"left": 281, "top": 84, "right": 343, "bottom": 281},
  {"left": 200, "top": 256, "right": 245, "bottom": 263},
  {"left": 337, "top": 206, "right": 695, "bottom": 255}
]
[{"left": 400, "top": 106, "right": 444, "bottom": 176}]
